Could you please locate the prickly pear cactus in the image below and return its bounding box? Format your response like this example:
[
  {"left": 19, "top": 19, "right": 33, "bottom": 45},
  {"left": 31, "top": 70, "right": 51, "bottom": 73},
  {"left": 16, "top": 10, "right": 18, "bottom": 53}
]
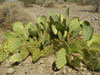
[
  {"left": 9, "top": 42, "right": 29, "bottom": 63},
  {"left": 0, "top": 44, "right": 8, "bottom": 63},
  {"left": 69, "top": 17, "right": 80, "bottom": 33},
  {"left": 41, "top": 45, "right": 54, "bottom": 57},
  {"left": 87, "top": 34, "right": 100, "bottom": 46},
  {"left": 82, "top": 26, "right": 94, "bottom": 41},
  {"left": 0, "top": 8, "right": 100, "bottom": 72},
  {"left": 32, "top": 48, "right": 41, "bottom": 62},
  {"left": 5, "top": 36, "right": 22, "bottom": 54},
  {"left": 82, "top": 49, "right": 100, "bottom": 71},
  {"left": 20, "top": 45, "right": 29, "bottom": 60},
  {"left": 13, "top": 22, "right": 24, "bottom": 32},
  {"left": 56, "top": 48, "right": 67, "bottom": 69},
  {"left": 9, "top": 53, "right": 22, "bottom": 62}
]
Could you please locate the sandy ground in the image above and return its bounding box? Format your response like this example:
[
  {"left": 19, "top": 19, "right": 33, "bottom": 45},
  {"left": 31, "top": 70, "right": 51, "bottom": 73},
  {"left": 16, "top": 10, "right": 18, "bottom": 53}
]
[{"left": 0, "top": 2, "right": 100, "bottom": 75}]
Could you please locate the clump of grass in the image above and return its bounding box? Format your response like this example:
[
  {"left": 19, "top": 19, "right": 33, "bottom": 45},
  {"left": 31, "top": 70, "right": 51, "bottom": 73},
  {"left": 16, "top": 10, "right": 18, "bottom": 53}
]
[{"left": 0, "top": 1, "right": 34, "bottom": 30}]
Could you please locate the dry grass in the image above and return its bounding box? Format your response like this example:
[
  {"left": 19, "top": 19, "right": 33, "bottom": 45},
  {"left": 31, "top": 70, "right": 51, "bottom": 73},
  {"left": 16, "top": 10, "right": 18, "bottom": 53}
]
[{"left": 0, "top": 1, "right": 34, "bottom": 30}]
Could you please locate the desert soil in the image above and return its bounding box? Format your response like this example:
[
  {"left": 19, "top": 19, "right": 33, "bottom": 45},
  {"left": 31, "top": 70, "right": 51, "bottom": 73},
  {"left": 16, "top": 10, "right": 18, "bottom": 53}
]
[{"left": 0, "top": 2, "right": 100, "bottom": 75}]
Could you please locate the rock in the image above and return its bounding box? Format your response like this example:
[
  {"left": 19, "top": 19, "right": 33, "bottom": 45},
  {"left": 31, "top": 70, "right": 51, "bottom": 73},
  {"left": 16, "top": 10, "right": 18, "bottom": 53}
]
[
  {"left": 7, "top": 68, "right": 16, "bottom": 74},
  {"left": 81, "top": 72, "right": 92, "bottom": 75},
  {"left": 52, "top": 72, "right": 57, "bottom": 75},
  {"left": 62, "top": 69, "right": 66, "bottom": 74},
  {"left": 62, "top": 67, "right": 67, "bottom": 74},
  {"left": 39, "top": 60, "right": 45, "bottom": 64},
  {"left": 68, "top": 68, "right": 72, "bottom": 73},
  {"left": 95, "top": 17, "right": 99, "bottom": 20},
  {"left": 91, "top": 17, "right": 99, "bottom": 20},
  {"left": 82, "top": 67, "right": 87, "bottom": 71}
]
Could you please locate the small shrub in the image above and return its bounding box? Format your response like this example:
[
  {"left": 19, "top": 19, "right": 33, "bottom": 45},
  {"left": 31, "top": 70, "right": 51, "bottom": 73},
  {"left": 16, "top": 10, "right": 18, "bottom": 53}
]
[{"left": 0, "top": 1, "right": 34, "bottom": 30}]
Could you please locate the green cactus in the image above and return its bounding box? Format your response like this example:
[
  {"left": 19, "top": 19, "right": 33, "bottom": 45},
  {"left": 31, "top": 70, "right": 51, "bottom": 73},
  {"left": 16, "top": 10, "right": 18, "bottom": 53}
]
[
  {"left": 69, "top": 39, "right": 88, "bottom": 53},
  {"left": 20, "top": 46, "right": 29, "bottom": 60},
  {"left": 0, "top": 8, "right": 100, "bottom": 72},
  {"left": 54, "top": 22, "right": 65, "bottom": 31},
  {"left": 58, "top": 31, "right": 63, "bottom": 40},
  {"left": 9, "top": 53, "right": 22, "bottom": 62},
  {"left": 80, "top": 21, "right": 90, "bottom": 27},
  {"left": 89, "top": 42, "right": 100, "bottom": 56},
  {"left": 13, "top": 22, "right": 24, "bottom": 32},
  {"left": 48, "top": 10, "right": 59, "bottom": 21},
  {"left": 87, "top": 34, "right": 100, "bottom": 46},
  {"left": 32, "top": 48, "right": 41, "bottom": 62},
  {"left": 82, "top": 49, "right": 100, "bottom": 71},
  {"left": 0, "top": 48, "right": 8, "bottom": 63},
  {"left": 9, "top": 42, "right": 29, "bottom": 63},
  {"left": 6, "top": 36, "right": 22, "bottom": 54},
  {"left": 37, "top": 16, "right": 46, "bottom": 24},
  {"left": 82, "top": 26, "right": 94, "bottom": 41},
  {"left": 69, "top": 17, "right": 80, "bottom": 33},
  {"left": 52, "top": 25, "right": 58, "bottom": 35},
  {"left": 90, "top": 42, "right": 100, "bottom": 50},
  {"left": 67, "top": 55, "right": 81, "bottom": 68},
  {"left": 41, "top": 45, "right": 54, "bottom": 57},
  {"left": 53, "top": 40, "right": 70, "bottom": 53},
  {"left": 56, "top": 48, "right": 67, "bottom": 69},
  {"left": 65, "top": 8, "right": 69, "bottom": 20}
]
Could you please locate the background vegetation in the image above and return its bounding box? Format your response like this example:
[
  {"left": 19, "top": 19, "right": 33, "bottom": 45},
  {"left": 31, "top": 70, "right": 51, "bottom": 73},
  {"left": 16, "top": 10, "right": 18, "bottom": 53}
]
[
  {"left": 0, "top": 0, "right": 5, "bottom": 3},
  {"left": 0, "top": 1, "right": 34, "bottom": 30},
  {"left": 18, "top": 0, "right": 100, "bottom": 12}
]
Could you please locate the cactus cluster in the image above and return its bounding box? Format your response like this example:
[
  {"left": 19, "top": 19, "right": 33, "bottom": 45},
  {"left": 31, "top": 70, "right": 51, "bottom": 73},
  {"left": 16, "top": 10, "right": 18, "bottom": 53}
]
[
  {"left": 0, "top": 8, "right": 100, "bottom": 71},
  {"left": 48, "top": 9, "right": 100, "bottom": 71}
]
